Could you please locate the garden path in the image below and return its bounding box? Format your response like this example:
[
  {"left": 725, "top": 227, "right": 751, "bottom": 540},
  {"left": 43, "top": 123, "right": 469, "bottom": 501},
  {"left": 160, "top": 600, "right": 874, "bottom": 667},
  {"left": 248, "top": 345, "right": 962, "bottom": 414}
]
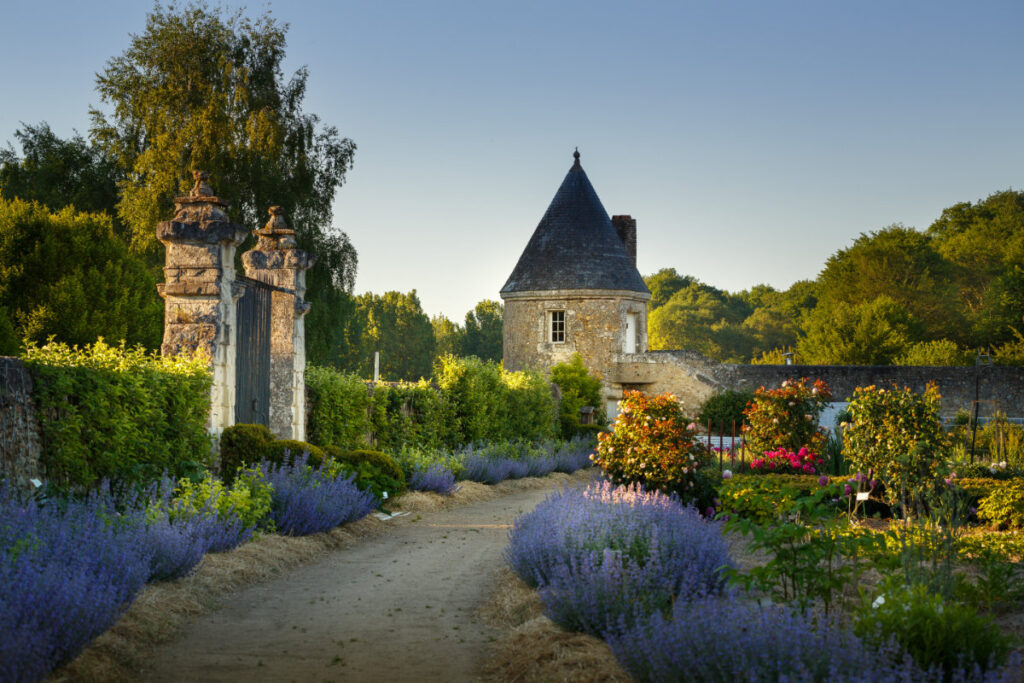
[{"left": 142, "top": 479, "right": 580, "bottom": 682}]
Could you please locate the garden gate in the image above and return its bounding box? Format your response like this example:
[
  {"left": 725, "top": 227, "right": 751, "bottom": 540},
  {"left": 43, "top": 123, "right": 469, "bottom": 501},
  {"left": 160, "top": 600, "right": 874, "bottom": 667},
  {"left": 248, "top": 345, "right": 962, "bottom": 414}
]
[{"left": 235, "top": 277, "right": 273, "bottom": 426}]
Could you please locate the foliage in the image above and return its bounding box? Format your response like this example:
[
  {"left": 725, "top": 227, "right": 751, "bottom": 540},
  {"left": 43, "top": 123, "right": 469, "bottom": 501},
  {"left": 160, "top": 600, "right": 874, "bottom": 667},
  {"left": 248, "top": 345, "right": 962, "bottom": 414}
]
[
  {"left": 369, "top": 381, "right": 444, "bottom": 453},
  {"left": 337, "top": 290, "right": 435, "bottom": 380},
  {"left": 853, "top": 579, "right": 1011, "bottom": 679},
  {"left": 896, "top": 339, "right": 973, "bottom": 366},
  {"left": 218, "top": 423, "right": 275, "bottom": 483},
  {"left": 505, "top": 481, "right": 731, "bottom": 636},
  {"left": 305, "top": 365, "right": 372, "bottom": 452},
  {"left": 724, "top": 482, "right": 878, "bottom": 615},
  {"left": 550, "top": 353, "right": 605, "bottom": 438},
  {"left": 647, "top": 279, "right": 754, "bottom": 361},
  {"left": 263, "top": 440, "right": 325, "bottom": 468},
  {"left": 434, "top": 355, "right": 555, "bottom": 446},
  {"left": 430, "top": 314, "right": 465, "bottom": 360},
  {"left": 408, "top": 462, "right": 459, "bottom": 495},
  {"left": 24, "top": 340, "right": 212, "bottom": 490},
  {"left": 593, "top": 391, "right": 716, "bottom": 510},
  {"left": 717, "top": 474, "right": 824, "bottom": 524},
  {"left": 797, "top": 295, "right": 918, "bottom": 365},
  {"left": 977, "top": 479, "right": 1024, "bottom": 530},
  {"left": 336, "top": 449, "right": 406, "bottom": 502},
  {"left": 0, "top": 484, "right": 152, "bottom": 681},
  {"left": 742, "top": 377, "right": 831, "bottom": 456},
  {"left": 260, "top": 454, "right": 376, "bottom": 535},
  {"left": 750, "top": 447, "right": 824, "bottom": 475},
  {"left": 167, "top": 466, "right": 272, "bottom": 535},
  {"left": 844, "top": 383, "right": 950, "bottom": 514},
  {"left": 457, "top": 438, "right": 594, "bottom": 484},
  {"left": 89, "top": 1, "right": 358, "bottom": 365},
  {"left": 0, "top": 122, "right": 119, "bottom": 217},
  {"left": 462, "top": 299, "right": 503, "bottom": 362},
  {"left": 697, "top": 389, "right": 753, "bottom": 433},
  {"left": 0, "top": 196, "right": 162, "bottom": 349}
]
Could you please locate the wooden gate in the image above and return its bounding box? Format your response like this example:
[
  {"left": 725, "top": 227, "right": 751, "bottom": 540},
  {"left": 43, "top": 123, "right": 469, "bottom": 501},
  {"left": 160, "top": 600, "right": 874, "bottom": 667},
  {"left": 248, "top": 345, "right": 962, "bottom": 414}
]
[{"left": 235, "top": 277, "right": 272, "bottom": 426}]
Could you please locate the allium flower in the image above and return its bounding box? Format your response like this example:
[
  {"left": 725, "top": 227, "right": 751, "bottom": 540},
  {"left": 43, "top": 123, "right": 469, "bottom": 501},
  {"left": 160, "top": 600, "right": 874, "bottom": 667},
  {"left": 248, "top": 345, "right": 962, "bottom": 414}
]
[
  {"left": 844, "top": 483, "right": 852, "bottom": 496},
  {"left": 722, "top": 470, "right": 733, "bottom": 480},
  {"left": 818, "top": 475, "right": 829, "bottom": 487}
]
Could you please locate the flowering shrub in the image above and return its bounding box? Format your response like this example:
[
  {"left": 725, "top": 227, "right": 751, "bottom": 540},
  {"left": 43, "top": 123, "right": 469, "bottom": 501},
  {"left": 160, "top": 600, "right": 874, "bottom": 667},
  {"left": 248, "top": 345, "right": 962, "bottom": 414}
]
[
  {"left": 408, "top": 462, "right": 459, "bottom": 495},
  {"left": 844, "top": 383, "right": 950, "bottom": 514},
  {"left": 261, "top": 455, "right": 377, "bottom": 535},
  {"left": 505, "top": 481, "right": 732, "bottom": 636},
  {"left": 593, "top": 391, "right": 715, "bottom": 510},
  {"left": 750, "top": 446, "right": 824, "bottom": 475},
  {"left": 605, "top": 592, "right": 1021, "bottom": 682},
  {"left": 717, "top": 473, "right": 825, "bottom": 524},
  {"left": 0, "top": 483, "right": 152, "bottom": 682},
  {"left": 455, "top": 438, "right": 593, "bottom": 485},
  {"left": 743, "top": 378, "right": 831, "bottom": 456}
]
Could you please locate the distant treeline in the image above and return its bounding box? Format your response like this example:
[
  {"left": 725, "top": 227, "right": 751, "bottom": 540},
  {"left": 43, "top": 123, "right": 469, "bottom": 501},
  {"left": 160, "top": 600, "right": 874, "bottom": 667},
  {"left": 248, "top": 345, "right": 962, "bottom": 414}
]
[{"left": 646, "top": 189, "right": 1024, "bottom": 366}]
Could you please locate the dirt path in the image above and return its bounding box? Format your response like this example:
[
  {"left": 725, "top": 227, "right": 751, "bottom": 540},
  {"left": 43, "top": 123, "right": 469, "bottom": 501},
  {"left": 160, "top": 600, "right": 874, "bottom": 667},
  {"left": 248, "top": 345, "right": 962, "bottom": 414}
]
[{"left": 140, "top": 481, "right": 579, "bottom": 682}]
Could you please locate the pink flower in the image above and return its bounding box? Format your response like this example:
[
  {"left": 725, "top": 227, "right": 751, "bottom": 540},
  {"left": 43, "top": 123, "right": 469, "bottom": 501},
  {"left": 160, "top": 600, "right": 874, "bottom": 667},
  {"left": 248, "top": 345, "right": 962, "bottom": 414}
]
[{"left": 844, "top": 483, "right": 852, "bottom": 496}]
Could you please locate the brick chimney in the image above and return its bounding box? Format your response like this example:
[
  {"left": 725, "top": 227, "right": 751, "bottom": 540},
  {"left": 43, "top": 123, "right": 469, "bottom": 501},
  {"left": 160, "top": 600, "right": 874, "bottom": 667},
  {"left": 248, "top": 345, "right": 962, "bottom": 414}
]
[{"left": 611, "top": 215, "right": 637, "bottom": 266}]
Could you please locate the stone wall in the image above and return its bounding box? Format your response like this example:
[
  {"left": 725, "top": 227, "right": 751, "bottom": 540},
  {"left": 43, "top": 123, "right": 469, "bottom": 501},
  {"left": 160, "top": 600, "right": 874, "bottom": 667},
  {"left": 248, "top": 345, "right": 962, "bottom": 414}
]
[
  {"left": 503, "top": 288, "right": 649, "bottom": 407},
  {"left": 614, "top": 350, "right": 1024, "bottom": 418},
  {"left": 0, "top": 357, "right": 42, "bottom": 491}
]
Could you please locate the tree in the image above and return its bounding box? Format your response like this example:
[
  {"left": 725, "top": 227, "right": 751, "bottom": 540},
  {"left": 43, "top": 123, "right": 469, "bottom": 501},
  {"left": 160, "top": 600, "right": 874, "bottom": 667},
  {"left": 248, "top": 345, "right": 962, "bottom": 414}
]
[
  {"left": 0, "top": 123, "right": 119, "bottom": 217},
  {"left": 894, "top": 339, "right": 971, "bottom": 366},
  {"left": 816, "top": 224, "right": 962, "bottom": 342},
  {"left": 0, "top": 197, "right": 162, "bottom": 348},
  {"left": 340, "top": 291, "right": 434, "bottom": 380},
  {"left": 648, "top": 281, "right": 753, "bottom": 361},
  {"left": 431, "top": 315, "right": 465, "bottom": 362},
  {"left": 797, "top": 296, "right": 916, "bottom": 365},
  {"left": 89, "top": 2, "right": 357, "bottom": 359},
  {"left": 644, "top": 267, "right": 692, "bottom": 310},
  {"left": 462, "top": 299, "right": 503, "bottom": 362}
]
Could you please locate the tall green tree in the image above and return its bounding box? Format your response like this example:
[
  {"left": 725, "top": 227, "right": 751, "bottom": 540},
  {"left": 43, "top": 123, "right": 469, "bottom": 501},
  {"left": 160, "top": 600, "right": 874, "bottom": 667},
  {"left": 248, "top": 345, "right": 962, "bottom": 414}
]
[
  {"left": 463, "top": 299, "right": 503, "bottom": 362},
  {"left": 340, "top": 291, "right": 434, "bottom": 381},
  {"left": 89, "top": 2, "right": 357, "bottom": 361},
  {"left": 797, "top": 296, "right": 916, "bottom": 365},
  {"left": 0, "top": 197, "right": 162, "bottom": 348},
  {"left": 644, "top": 267, "right": 692, "bottom": 310},
  {"left": 648, "top": 281, "right": 753, "bottom": 361},
  {"left": 0, "top": 123, "right": 119, "bottom": 217},
  {"left": 815, "top": 224, "right": 962, "bottom": 342},
  {"left": 431, "top": 314, "right": 465, "bottom": 362}
]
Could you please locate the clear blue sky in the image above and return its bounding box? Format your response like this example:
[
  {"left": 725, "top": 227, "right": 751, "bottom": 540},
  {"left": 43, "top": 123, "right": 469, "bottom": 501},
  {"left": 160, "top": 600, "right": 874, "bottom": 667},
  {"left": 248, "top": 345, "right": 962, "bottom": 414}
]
[{"left": 3, "top": 1, "right": 1023, "bottom": 321}]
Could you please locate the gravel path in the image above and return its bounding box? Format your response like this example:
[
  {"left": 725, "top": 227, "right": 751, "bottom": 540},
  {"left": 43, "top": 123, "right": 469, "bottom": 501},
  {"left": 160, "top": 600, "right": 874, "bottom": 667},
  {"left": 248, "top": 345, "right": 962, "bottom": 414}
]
[{"left": 141, "top": 482, "right": 569, "bottom": 682}]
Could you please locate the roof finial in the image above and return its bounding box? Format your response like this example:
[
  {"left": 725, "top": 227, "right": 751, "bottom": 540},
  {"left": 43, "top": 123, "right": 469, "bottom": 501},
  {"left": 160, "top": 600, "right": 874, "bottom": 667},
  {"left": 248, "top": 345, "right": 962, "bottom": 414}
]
[{"left": 572, "top": 147, "right": 580, "bottom": 167}]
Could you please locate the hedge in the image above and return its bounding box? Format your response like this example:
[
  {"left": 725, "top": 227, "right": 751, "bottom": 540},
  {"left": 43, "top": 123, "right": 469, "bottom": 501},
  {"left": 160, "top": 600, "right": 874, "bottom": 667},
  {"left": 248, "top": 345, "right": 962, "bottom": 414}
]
[{"left": 24, "top": 340, "right": 212, "bottom": 490}]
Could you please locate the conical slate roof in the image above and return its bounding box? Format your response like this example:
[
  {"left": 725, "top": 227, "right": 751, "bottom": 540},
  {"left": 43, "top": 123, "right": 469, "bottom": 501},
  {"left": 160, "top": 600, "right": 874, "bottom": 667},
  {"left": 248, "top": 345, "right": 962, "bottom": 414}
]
[{"left": 500, "top": 152, "right": 649, "bottom": 295}]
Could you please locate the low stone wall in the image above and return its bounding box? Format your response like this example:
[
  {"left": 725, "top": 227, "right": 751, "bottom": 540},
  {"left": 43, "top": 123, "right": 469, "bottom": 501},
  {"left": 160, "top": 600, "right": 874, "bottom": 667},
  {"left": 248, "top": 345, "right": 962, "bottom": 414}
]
[
  {"left": 0, "top": 357, "right": 42, "bottom": 491},
  {"left": 615, "top": 350, "right": 1024, "bottom": 419}
]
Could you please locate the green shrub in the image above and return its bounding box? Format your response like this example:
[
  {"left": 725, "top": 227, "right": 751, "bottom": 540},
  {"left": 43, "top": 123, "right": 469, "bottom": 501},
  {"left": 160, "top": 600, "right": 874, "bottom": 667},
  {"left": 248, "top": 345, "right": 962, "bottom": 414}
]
[
  {"left": 853, "top": 580, "right": 1011, "bottom": 678},
  {"left": 698, "top": 389, "right": 754, "bottom": 434},
  {"left": 305, "top": 365, "right": 372, "bottom": 451},
  {"left": 977, "top": 479, "right": 1024, "bottom": 530},
  {"left": 370, "top": 381, "right": 445, "bottom": 453},
  {"left": 264, "top": 440, "right": 325, "bottom": 468},
  {"left": 219, "top": 424, "right": 275, "bottom": 483},
  {"left": 338, "top": 449, "right": 407, "bottom": 501},
  {"left": 844, "top": 383, "right": 950, "bottom": 515},
  {"left": 24, "top": 339, "right": 212, "bottom": 490},
  {"left": 718, "top": 474, "right": 824, "bottom": 524},
  {"left": 594, "top": 391, "right": 715, "bottom": 511},
  {"left": 550, "top": 353, "right": 605, "bottom": 439},
  {"left": 168, "top": 465, "right": 273, "bottom": 531},
  {"left": 742, "top": 378, "right": 831, "bottom": 457}
]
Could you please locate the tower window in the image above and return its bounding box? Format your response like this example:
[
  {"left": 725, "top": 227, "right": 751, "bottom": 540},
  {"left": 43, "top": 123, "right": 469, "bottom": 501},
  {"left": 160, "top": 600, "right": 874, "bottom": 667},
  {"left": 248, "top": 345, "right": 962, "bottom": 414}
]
[{"left": 550, "top": 310, "right": 565, "bottom": 343}]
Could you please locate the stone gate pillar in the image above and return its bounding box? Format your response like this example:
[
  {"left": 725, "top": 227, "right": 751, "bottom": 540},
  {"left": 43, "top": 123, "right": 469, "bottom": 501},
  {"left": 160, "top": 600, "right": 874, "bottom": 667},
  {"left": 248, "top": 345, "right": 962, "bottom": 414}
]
[
  {"left": 242, "top": 207, "right": 315, "bottom": 440},
  {"left": 156, "top": 171, "right": 248, "bottom": 440}
]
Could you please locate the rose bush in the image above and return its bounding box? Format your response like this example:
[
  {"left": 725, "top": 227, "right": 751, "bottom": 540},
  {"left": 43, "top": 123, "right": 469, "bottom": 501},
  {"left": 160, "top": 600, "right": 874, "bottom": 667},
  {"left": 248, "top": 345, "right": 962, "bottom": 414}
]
[
  {"left": 593, "top": 391, "right": 715, "bottom": 511},
  {"left": 743, "top": 378, "right": 831, "bottom": 457},
  {"left": 750, "top": 447, "right": 824, "bottom": 475}
]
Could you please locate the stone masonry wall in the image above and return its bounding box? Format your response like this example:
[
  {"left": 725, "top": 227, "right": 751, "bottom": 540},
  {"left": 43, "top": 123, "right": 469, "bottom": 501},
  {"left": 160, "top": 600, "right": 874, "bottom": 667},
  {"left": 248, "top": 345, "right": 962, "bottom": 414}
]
[
  {"left": 0, "top": 357, "right": 42, "bottom": 491},
  {"left": 503, "top": 289, "right": 649, "bottom": 405},
  {"left": 614, "top": 350, "right": 1024, "bottom": 419}
]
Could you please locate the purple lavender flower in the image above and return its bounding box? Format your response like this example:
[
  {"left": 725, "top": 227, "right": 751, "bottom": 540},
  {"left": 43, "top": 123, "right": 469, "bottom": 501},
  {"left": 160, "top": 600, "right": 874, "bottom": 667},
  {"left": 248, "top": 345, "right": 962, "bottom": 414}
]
[{"left": 261, "top": 455, "right": 377, "bottom": 535}]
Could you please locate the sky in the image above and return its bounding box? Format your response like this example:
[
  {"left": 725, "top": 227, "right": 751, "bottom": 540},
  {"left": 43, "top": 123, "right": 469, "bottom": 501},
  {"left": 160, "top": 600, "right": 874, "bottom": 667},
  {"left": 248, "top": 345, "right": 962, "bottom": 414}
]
[{"left": 3, "top": 1, "right": 1024, "bottom": 321}]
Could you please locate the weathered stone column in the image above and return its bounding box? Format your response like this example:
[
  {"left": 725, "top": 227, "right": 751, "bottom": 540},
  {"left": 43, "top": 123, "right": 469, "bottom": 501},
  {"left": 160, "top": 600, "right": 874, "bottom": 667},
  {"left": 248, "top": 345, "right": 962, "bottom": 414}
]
[
  {"left": 156, "top": 171, "right": 248, "bottom": 441},
  {"left": 242, "top": 207, "right": 315, "bottom": 440}
]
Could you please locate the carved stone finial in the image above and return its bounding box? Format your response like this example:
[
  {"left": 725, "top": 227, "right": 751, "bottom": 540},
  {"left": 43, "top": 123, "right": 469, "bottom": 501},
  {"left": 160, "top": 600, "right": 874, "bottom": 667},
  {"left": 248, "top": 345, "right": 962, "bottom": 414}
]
[
  {"left": 573, "top": 148, "right": 580, "bottom": 166},
  {"left": 264, "top": 205, "right": 290, "bottom": 233},
  {"left": 190, "top": 169, "right": 215, "bottom": 198}
]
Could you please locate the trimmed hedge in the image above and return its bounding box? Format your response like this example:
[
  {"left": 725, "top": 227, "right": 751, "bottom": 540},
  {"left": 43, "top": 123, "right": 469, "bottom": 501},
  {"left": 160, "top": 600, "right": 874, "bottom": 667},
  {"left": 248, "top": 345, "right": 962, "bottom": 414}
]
[{"left": 24, "top": 340, "right": 212, "bottom": 490}]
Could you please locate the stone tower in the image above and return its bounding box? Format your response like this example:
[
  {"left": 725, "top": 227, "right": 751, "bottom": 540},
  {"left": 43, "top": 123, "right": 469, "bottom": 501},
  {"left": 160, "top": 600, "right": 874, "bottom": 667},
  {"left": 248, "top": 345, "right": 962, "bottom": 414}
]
[{"left": 500, "top": 151, "right": 650, "bottom": 416}]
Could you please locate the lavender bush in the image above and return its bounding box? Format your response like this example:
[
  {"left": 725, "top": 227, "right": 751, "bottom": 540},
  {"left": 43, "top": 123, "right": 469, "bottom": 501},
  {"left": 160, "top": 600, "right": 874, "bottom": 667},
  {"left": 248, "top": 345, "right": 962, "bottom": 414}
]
[
  {"left": 261, "top": 455, "right": 376, "bottom": 535},
  {"left": 458, "top": 438, "right": 593, "bottom": 484},
  {"left": 0, "top": 483, "right": 152, "bottom": 682},
  {"left": 408, "top": 462, "right": 459, "bottom": 495},
  {"left": 505, "top": 481, "right": 732, "bottom": 635},
  {"left": 606, "top": 594, "right": 1022, "bottom": 682}
]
